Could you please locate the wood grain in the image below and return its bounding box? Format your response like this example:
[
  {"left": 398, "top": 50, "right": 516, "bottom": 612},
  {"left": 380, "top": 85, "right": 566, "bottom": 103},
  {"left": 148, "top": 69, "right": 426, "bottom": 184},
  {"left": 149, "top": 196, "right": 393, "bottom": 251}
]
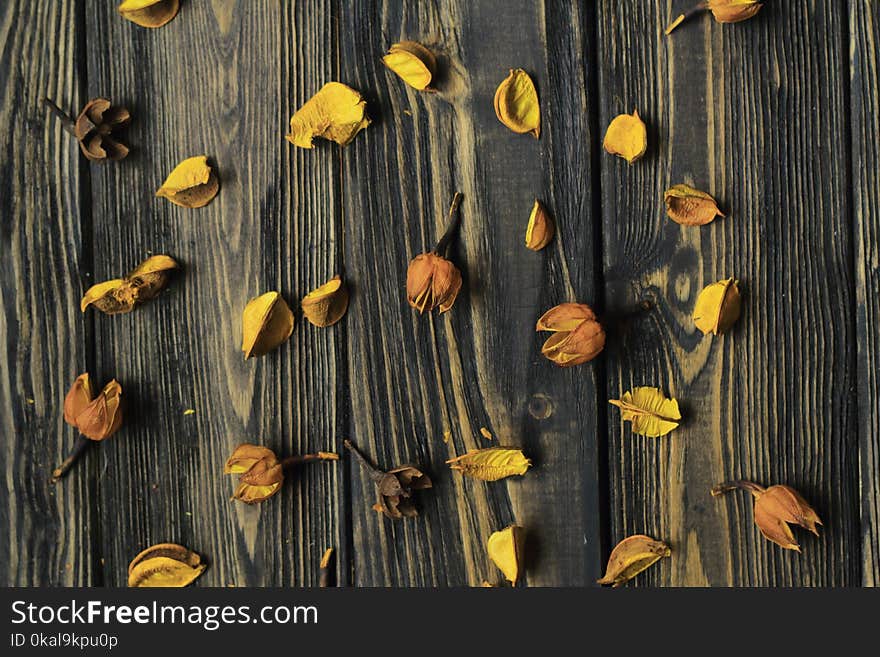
[
  {"left": 0, "top": 0, "right": 96, "bottom": 586},
  {"left": 338, "top": 0, "right": 603, "bottom": 586},
  {"left": 850, "top": 0, "right": 880, "bottom": 586},
  {"left": 597, "top": 1, "right": 860, "bottom": 585},
  {"left": 83, "top": 0, "right": 342, "bottom": 586}
]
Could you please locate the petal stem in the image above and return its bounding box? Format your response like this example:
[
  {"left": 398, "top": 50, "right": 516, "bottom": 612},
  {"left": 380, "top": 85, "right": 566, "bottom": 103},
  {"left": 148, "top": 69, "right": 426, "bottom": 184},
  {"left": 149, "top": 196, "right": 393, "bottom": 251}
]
[
  {"left": 280, "top": 452, "right": 339, "bottom": 469},
  {"left": 434, "top": 192, "right": 464, "bottom": 255},
  {"left": 711, "top": 480, "right": 766, "bottom": 498},
  {"left": 665, "top": 2, "right": 709, "bottom": 35},
  {"left": 343, "top": 439, "right": 385, "bottom": 483},
  {"left": 42, "top": 98, "right": 77, "bottom": 136},
  {"left": 319, "top": 547, "right": 335, "bottom": 587},
  {"left": 52, "top": 436, "right": 91, "bottom": 483}
]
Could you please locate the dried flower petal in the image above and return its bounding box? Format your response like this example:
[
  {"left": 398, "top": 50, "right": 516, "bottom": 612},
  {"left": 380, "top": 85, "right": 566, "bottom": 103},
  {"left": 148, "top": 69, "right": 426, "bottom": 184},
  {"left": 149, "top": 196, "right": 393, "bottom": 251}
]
[
  {"left": 609, "top": 387, "right": 681, "bottom": 437},
  {"left": 345, "top": 440, "right": 431, "bottom": 520},
  {"left": 81, "top": 255, "right": 178, "bottom": 314},
  {"left": 487, "top": 525, "right": 526, "bottom": 584},
  {"left": 536, "top": 302, "right": 605, "bottom": 366},
  {"left": 493, "top": 69, "right": 540, "bottom": 138},
  {"left": 118, "top": 0, "right": 180, "bottom": 28},
  {"left": 73, "top": 98, "right": 131, "bottom": 161},
  {"left": 603, "top": 109, "right": 647, "bottom": 163},
  {"left": 80, "top": 279, "right": 131, "bottom": 314},
  {"left": 74, "top": 379, "right": 123, "bottom": 441},
  {"left": 525, "top": 199, "right": 554, "bottom": 251},
  {"left": 225, "top": 443, "right": 337, "bottom": 504},
  {"left": 301, "top": 275, "right": 349, "bottom": 327},
  {"left": 597, "top": 535, "right": 670, "bottom": 587},
  {"left": 156, "top": 155, "right": 219, "bottom": 208},
  {"left": 63, "top": 373, "right": 94, "bottom": 426},
  {"left": 406, "top": 253, "right": 462, "bottom": 313},
  {"left": 126, "top": 254, "right": 179, "bottom": 302},
  {"left": 712, "top": 481, "right": 822, "bottom": 552},
  {"left": 446, "top": 447, "right": 532, "bottom": 481},
  {"left": 382, "top": 41, "right": 437, "bottom": 91},
  {"left": 241, "top": 292, "right": 294, "bottom": 359},
  {"left": 128, "top": 543, "right": 206, "bottom": 587},
  {"left": 287, "top": 82, "right": 370, "bottom": 149},
  {"left": 693, "top": 277, "right": 741, "bottom": 335},
  {"left": 664, "top": 184, "right": 724, "bottom": 226},
  {"left": 708, "top": 0, "right": 763, "bottom": 24}
]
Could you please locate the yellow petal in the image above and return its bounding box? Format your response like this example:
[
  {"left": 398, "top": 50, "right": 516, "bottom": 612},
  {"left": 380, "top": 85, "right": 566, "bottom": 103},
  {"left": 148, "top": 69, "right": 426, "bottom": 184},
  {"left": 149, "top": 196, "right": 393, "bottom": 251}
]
[
  {"left": 664, "top": 184, "right": 724, "bottom": 226},
  {"left": 493, "top": 69, "right": 540, "bottom": 138},
  {"left": 597, "top": 535, "right": 670, "bottom": 586},
  {"left": 241, "top": 291, "right": 294, "bottom": 359},
  {"left": 156, "top": 155, "right": 219, "bottom": 208},
  {"left": 382, "top": 41, "right": 436, "bottom": 90},
  {"left": 692, "top": 277, "right": 742, "bottom": 335},
  {"left": 525, "top": 199, "right": 554, "bottom": 251},
  {"left": 487, "top": 525, "right": 526, "bottom": 584},
  {"left": 127, "top": 543, "right": 205, "bottom": 587},
  {"left": 446, "top": 447, "right": 532, "bottom": 481},
  {"left": 301, "top": 275, "right": 349, "bottom": 327},
  {"left": 80, "top": 279, "right": 132, "bottom": 314},
  {"left": 233, "top": 481, "right": 282, "bottom": 504},
  {"left": 609, "top": 387, "right": 681, "bottom": 437},
  {"left": 603, "top": 109, "right": 647, "bottom": 163},
  {"left": 287, "top": 82, "right": 370, "bottom": 149},
  {"left": 118, "top": 0, "right": 180, "bottom": 28}
]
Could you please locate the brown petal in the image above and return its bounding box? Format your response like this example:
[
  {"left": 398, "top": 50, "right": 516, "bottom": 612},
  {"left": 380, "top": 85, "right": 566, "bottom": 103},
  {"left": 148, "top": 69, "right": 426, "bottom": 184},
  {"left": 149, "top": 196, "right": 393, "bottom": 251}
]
[
  {"left": 64, "top": 373, "right": 94, "bottom": 427},
  {"left": 224, "top": 443, "right": 277, "bottom": 474},
  {"left": 536, "top": 302, "right": 597, "bottom": 332},
  {"left": 74, "top": 379, "right": 122, "bottom": 441},
  {"left": 664, "top": 184, "right": 724, "bottom": 226},
  {"left": 597, "top": 535, "right": 670, "bottom": 586}
]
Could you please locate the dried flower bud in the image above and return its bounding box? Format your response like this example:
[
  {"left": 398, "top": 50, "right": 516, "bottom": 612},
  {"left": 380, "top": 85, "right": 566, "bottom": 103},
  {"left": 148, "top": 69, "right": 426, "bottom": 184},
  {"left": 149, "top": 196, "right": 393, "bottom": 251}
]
[
  {"left": 493, "top": 69, "right": 540, "bottom": 138},
  {"left": 525, "top": 199, "right": 554, "bottom": 251},
  {"left": 63, "top": 373, "right": 94, "bottom": 426},
  {"left": 301, "top": 275, "right": 349, "bottom": 327},
  {"left": 536, "top": 302, "right": 605, "bottom": 366},
  {"left": 446, "top": 447, "right": 531, "bottom": 481},
  {"left": 345, "top": 439, "right": 432, "bottom": 520},
  {"left": 287, "top": 82, "right": 370, "bottom": 149},
  {"left": 597, "top": 535, "right": 671, "bottom": 587},
  {"left": 692, "top": 277, "right": 741, "bottom": 335},
  {"left": 712, "top": 481, "right": 822, "bottom": 551},
  {"left": 609, "top": 387, "right": 681, "bottom": 437},
  {"left": 81, "top": 255, "right": 178, "bottom": 314},
  {"left": 128, "top": 543, "right": 206, "bottom": 588},
  {"left": 118, "top": 0, "right": 181, "bottom": 28},
  {"left": 241, "top": 292, "right": 295, "bottom": 359},
  {"left": 224, "top": 444, "right": 284, "bottom": 503},
  {"left": 407, "top": 192, "right": 464, "bottom": 314},
  {"left": 664, "top": 184, "right": 724, "bottom": 226},
  {"left": 707, "top": 0, "right": 763, "bottom": 23},
  {"left": 44, "top": 97, "right": 130, "bottom": 163},
  {"left": 156, "top": 155, "right": 220, "bottom": 208},
  {"left": 603, "top": 109, "right": 647, "bottom": 163},
  {"left": 487, "top": 525, "right": 526, "bottom": 585},
  {"left": 382, "top": 41, "right": 437, "bottom": 91}
]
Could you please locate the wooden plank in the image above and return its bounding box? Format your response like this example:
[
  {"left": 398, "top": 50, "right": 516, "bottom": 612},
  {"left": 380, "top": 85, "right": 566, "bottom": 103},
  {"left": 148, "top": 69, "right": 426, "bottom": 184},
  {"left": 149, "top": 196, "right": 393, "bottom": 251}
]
[
  {"left": 0, "top": 1, "right": 96, "bottom": 586},
  {"left": 597, "top": 1, "right": 860, "bottom": 585},
  {"left": 850, "top": 0, "right": 880, "bottom": 587},
  {"left": 84, "top": 0, "right": 343, "bottom": 586},
  {"left": 338, "top": 0, "right": 603, "bottom": 585}
]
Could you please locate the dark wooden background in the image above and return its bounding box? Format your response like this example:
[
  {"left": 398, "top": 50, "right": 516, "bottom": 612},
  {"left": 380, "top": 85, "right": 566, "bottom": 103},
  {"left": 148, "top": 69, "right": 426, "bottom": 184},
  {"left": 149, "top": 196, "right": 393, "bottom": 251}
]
[{"left": 1, "top": 0, "right": 877, "bottom": 587}]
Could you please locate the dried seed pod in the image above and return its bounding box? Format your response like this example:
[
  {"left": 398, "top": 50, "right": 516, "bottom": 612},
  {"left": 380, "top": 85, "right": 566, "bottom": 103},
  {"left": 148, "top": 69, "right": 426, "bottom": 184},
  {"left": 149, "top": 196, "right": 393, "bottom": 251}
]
[
  {"left": 118, "top": 0, "right": 180, "bottom": 28},
  {"left": 241, "top": 292, "right": 294, "bottom": 359},
  {"left": 287, "top": 82, "right": 370, "bottom": 149},
  {"left": 493, "top": 69, "right": 540, "bottom": 138},
  {"left": 692, "top": 277, "right": 741, "bottom": 335},
  {"left": 301, "top": 275, "right": 349, "bottom": 327},
  {"left": 664, "top": 184, "right": 724, "bottom": 226},
  {"left": 224, "top": 443, "right": 339, "bottom": 504},
  {"left": 487, "top": 525, "right": 526, "bottom": 585},
  {"left": 345, "top": 440, "right": 432, "bottom": 520},
  {"left": 44, "top": 97, "right": 130, "bottom": 162},
  {"left": 128, "top": 543, "right": 206, "bottom": 587},
  {"left": 81, "top": 255, "right": 178, "bottom": 314},
  {"left": 597, "top": 535, "right": 671, "bottom": 587},
  {"left": 382, "top": 41, "right": 437, "bottom": 90},
  {"left": 603, "top": 109, "right": 647, "bottom": 163},
  {"left": 525, "top": 199, "right": 554, "bottom": 251},
  {"left": 406, "top": 193, "right": 464, "bottom": 314},
  {"left": 608, "top": 387, "right": 681, "bottom": 437},
  {"left": 536, "top": 302, "right": 605, "bottom": 366},
  {"left": 712, "top": 481, "right": 822, "bottom": 552},
  {"left": 446, "top": 447, "right": 531, "bottom": 481},
  {"left": 156, "top": 155, "right": 219, "bottom": 208}
]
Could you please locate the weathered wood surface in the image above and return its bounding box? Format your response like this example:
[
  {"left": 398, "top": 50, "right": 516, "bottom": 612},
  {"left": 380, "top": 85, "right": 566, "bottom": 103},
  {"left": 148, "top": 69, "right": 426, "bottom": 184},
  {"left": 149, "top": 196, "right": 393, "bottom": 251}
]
[{"left": 0, "top": 0, "right": 877, "bottom": 587}]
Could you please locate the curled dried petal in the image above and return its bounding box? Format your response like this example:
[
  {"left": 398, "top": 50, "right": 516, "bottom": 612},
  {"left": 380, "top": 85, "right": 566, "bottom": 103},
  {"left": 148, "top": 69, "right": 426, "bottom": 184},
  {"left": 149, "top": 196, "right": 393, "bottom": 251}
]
[
  {"left": 156, "top": 155, "right": 219, "bottom": 208},
  {"left": 603, "top": 109, "right": 647, "bottom": 163},
  {"left": 126, "top": 254, "right": 179, "bottom": 301},
  {"left": 241, "top": 292, "right": 294, "bottom": 359},
  {"left": 118, "top": 0, "right": 180, "bottom": 28},
  {"left": 693, "top": 277, "right": 742, "bottom": 335},
  {"left": 664, "top": 184, "right": 724, "bottom": 226},
  {"left": 74, "top": 379, "right": 123, "bottom": 441},
  {"left": 287, "top": 82, "right": 370, "bottom": 149},
  {"left": 382, "top": 41, "right": 437, "bottom": 90},
  {"left": 81, "top": 255, "right": 178, "bottom": 314},
  {"left": 446, "top": 447, "right": 532, "bottom": 481},
  {"left": 525, "top": 200, "right": 554, "bottom": 251},
  {"left": 493, "top": 69, "right": 540, "bottom": 138},
  {"left": 708, "top": 0, "right": 763, "bottom": 23},
  {"left": 224, "top": 443, "right": 277, "bottom": 474},
  {"left": 406, "top": 253, "right": 462, "bottom": 314},
  {"left": 609, "top": 387, "right": 681, "bottom": 437},
  {"left": 80, "top": 279, "right": 133, "bottom": 314},
  {"left": 64, "top": 373, "right": 94, "bottom": 427},
  {"left": 597, "top": 535, "right": 671, "bottom": 586},
  {"left": 536, "top": 303, "right": 605, "bottom": 366},
  {"left": 487, "top": 525, "right": 526, "bottom": 584},
  {"left": 128, "top": 543, "right": 205, "bottom": 587},
  {"left": 74, "top": 97, "right": 131, "bottom": 161},
  {"left": 301, "top": 275, "right": 349, "bottom": 327}
]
